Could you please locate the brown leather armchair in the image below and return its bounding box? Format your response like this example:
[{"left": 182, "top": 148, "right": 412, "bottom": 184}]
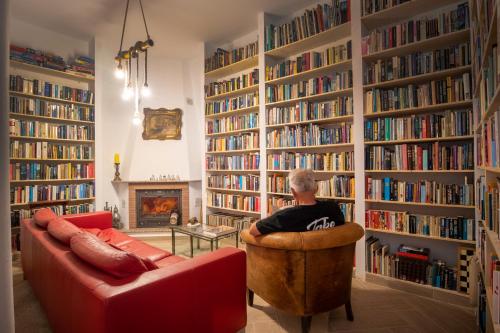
[{"left": 241, "top": 223, "right": 364, "bottom": 333}]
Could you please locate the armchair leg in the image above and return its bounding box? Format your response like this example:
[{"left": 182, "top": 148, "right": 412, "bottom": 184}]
[
  {"left": 301, "top": 316, "right": 312, "bottom": 333},
  {"left": 247, "top": 289, "right": 254, "bottom": 307},
  {"left": 345, "top": 300, "right": 354, "bottom": 321}
]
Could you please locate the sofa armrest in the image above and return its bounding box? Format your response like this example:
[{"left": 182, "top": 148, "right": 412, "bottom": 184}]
[
  {"left": 63, "top": 211, "right": 112, "bottom": 229},
  {"left": 98, "top": 247, "right": 246, "bottom": 333}
]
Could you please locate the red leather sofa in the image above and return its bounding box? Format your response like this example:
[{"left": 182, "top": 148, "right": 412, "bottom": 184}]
[{"left": 21, "top": 211, "right": 247, "bottom": 333}]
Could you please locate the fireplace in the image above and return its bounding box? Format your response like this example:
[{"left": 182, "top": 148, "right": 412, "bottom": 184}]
[{"left": 136, "top": 189, "right": 182, "bottom": 228}]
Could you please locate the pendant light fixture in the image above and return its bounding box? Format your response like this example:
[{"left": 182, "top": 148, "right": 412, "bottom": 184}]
[{"left": 114, "top": 0, "right": 154, "bottom": 125}]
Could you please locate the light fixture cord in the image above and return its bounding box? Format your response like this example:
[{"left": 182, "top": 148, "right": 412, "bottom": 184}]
[
  {"left": 118, "top": 0, "right": 130, "bottom": 53},
  {"left": 138, "top": 0, "right": 151, "bottom": 39},
  {"left": 144, "top": 49, "right": 148, "bottom": 85}
]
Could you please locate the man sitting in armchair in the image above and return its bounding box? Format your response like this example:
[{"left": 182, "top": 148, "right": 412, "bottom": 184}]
[{"left": 249, "top": 168, "right": 345, "bottom": 236}]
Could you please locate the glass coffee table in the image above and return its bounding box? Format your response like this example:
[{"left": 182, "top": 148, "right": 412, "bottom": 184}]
[{"left": 169, "top": 224, "right": 239, "bottom": 257}]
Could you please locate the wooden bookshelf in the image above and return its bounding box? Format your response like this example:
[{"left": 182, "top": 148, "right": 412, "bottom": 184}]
[
  {"left": 365, "top": 199, "right": 475, "bottom": 209},
  {"left": 267, "top": 192, "right": 355, "bottom": 201},
  {"left": 363, "top": 100, "right": 472, "bottom": 118},
  {"left": 365, "top": 169, "right": 474, "bottom": 174},
  {"left": 205, "top": 105, "right": 259, "bottom": 119},
  {"left": 205, "top": 84, "right": 259, "bottom": 101},
  {"left": 266, "top": 60, "right": 352, "bottom": 85},
  {"left": 205, "top": 148, "right": 260, "bottom": 154},
  {"left": 364, "top": 135, "right": 474, "bottom": 145},
  {"left": 266, "top": 143, "right": 354, "bottom": 151},
  {"left": 265, "top": 88, "right": 353, "bottom": 107},
  {"left": 266, "top": 115, "right": 353, "bottom": 128},
  {"left": 206, "top": 187, "right": 260, "bottom": 194},
  {"left": 478, "top": 166, "right": 500, "bottom": 174},
  {"left": 9, "top": 59, "right": 96, "bottom": 222},
  {"left": 365, "top": 228, "right": 475, "bottom": 245},
  {"left": 267, "top": 169, "right": 354, "bottom": 175},
  {"left": 205, "top": 127, "right": 259, "bottom": 137},
  {"left": 206, "top": 169, "right": 260, "bottom": 173},
  {"left": 204, "top": 56, "right": 258, "bottom": 79},
  {"left": 265, "top": 22, "right": 351, "bottom": 58}
]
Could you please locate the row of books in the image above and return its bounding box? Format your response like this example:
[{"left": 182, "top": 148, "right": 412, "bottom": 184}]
[
  {"left": 206, "top": 113, "right": 258, "bottom": 135},
  {"left": 267, "top": 197, "right": 354, "bottom": 222},
  {"left": 361, "top": 3, "right": 470, "bottom": 55},
  {"left": 364, "top": 74, "right": 471, "bottom": 114},
  {"left": 365, "top": 209, "right": 475, "bottom": 241},
  {"left": 204, "top": 41, "right": 258, "bottom": 73},
  {"left": 10, "top": 183, "right": 95, "bottom": 204},
  {"left": 365, "top": 142, "right": 474, "bottom": 171},
  {"left": 10, "top": 203, "right": 94, "bottom": 228},
  {"left": 267, "top": 174, "right": 354, "bottom": 199},
  {"left": 205, "top": 153, "right": 259, "bottom": 171},
  {"left": 206, "top": 213, "right": 257, "bottom": 230},
  {"left": 207, "top": 193, "right": 260, "bottom": 213},
  {"left": 205, "top": 69, "right": 259, "bottom": 97},
  {"left": 207, "top": 175, "right": 260, "bottom": 191},
  {"left": 9, "top": 119, "right": 95, "bottom": 141},
  {"left": 9, "top": 141, "right": 93, "bottom": 160},
  {"left": 266, "top": 72, "right": 352, "bottom": 103},
  {"left": 478, "top": 113, "right": 499, "bottom": 168},
  {"left": 366, "top": 238, "right": 460, "bottom": 291},
  {"left": 363, "top": 42, "right": 471, "bottom": 85},
  {"left": 264, "top": 1, "right": 350, "bottom": 51},
  {"left": 265, "top": 41, "right": 352, "bottom": 81},
  {"left": 477, "top": 176, "right": 500, "bottom": 235},
  {"left": 266, "top": 97, "right": 353, "bottom": 125},
  {"left": 9, "top": 96, "right": 95, "bottom": 122},
  {"left": 478, "top": 45, "right": 499, "bottom": 117},
  {"left": 205, "top": 92, "right": 258, "bottom": 116},
  {"left": 267, "top": 123, "right": 351, "bottom": 148},
  {"left": 9, "top": 162, "right": 95, "bottom": 181},
  {"left": 206, "top": 133, "right": 259, "bottom": 152},
  {"left": 267, "top": 151, "right": 353, "bottom": 171},
  {"left": 67, "top": 56, "right": 94, "bottom": 76},
  {"left": 360, "top": 0, "right": 410, "bottom": 17},
  {"left": 366, "top": 176, "right": 474, "bottom": 206},
  {"left": 364, "top": 110, "right": 473, "bottom": 141},
  {"left": 9, "top": 75, "right": 95, "bottom": 104}
]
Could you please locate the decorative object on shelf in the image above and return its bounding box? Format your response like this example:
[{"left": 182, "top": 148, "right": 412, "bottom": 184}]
[
  {"left": 142, "top": 108, "right": 182, "bottom": 140},
  {"left": 104, "top": 202, "right": 112, "bottom": 212},
  {"left": 114, "top": 0, "right": 154, "bottom": 125},
  {"left": 113, "top": 153, "right": 122, "bottom": 181},
  {"left": 169, "top": 210, "right": 179, "bottom": 225},
  {"left": 112, "top": 205, "right": 123, "bottom": 229},
  {"left": 187, "top": 217, "right": 200, "bottom": 228}
]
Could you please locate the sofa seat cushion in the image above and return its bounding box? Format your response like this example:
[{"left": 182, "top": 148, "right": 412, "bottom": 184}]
[
  {"left": 154, "top": 255, "right": 186, "bottom": 268},
  {"left": 113, "top": 239, "right": 171, "bottom": 262},
  {"left": 70, "top": 233, "right": 148, "bottom": 279},
  {"left": 33, "top": 208, "right": 57, "bottom": 228},
  {"left": 98, "top": 228, "right": 135, "bottom": 246},
  {"left": 47, "top": 218, "right": 83, "bottom": 245}
]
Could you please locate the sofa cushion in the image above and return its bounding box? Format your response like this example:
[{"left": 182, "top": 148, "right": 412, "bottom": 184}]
[
  {"left": 98, "top": 228, "right": 135, "bottom": 246},
  {"left": 82, "top": 228, "right": 112, "bottom": 242},
  {"left": 70, "top": 233, "right": 148, "bottom": 279},
  {"left": 113, "top": 239, "right": 171, "bottom": 262},
  {"left": 47, "top": 218, "right": 83, "bottom": 245},
  {"left": 155, "top": 255, "right": 186, "bottom": 268},
  {"left": 33, "top": 208, "right": 57, "bottom": 228}
]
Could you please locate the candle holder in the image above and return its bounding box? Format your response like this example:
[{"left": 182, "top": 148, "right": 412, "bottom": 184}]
[{"left": 113, "top": 163, "right": 122, "bottom": 181}]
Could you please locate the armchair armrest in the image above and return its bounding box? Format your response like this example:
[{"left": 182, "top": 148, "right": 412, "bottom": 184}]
[{"left": 63, "top": 211, "right": 112, "bottom": 229}]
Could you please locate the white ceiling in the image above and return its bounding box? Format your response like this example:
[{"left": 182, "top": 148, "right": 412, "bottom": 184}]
[{"left": 10, "top": 0, "right": 318, "bottom": 44}]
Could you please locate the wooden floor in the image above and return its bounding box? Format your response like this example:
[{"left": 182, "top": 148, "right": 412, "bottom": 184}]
[{"left": 12, "top": 235, "right": 477, "bottom": 333}]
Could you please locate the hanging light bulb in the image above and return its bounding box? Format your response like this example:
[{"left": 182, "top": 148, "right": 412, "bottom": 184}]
[
  {"left": 132, "top": 112, "right": 141, "bottom": 126},
  {"left": 114, "top": 62, "right": 125, "bottom": 79},
  {"left": 141, "top": 49, "right": 151, "bottom": 97},
  {"left": 141, "top": 83, "right": 151, "bottom": 97},
  {"left": 121, "top": 84, "right": 134, "bottom": 100}
]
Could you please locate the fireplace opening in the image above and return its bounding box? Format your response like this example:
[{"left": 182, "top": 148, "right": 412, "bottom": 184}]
[{"left": 136, "top": 189, "right": 182, "bottom": 228}]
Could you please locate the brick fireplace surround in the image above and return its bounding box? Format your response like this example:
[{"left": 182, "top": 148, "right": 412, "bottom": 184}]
[{"left": 128, "top": 181, "right": 189, "bottom": 230}]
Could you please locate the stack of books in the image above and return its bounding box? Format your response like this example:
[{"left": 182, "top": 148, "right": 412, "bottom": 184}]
[{"left": 67, "top": 56, "right": 95, "bottom": 77}]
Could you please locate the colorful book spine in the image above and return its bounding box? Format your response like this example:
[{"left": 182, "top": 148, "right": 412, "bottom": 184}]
[
  {"left": 9, "top": 140, "right": 93, "bottom": 160},
  {"left": 267, "top": 122, "right": 351, "bottom": 148},
  {"left": 206, "top": 133, "right": 259, "bottom": 152},
  {"left": 206, "top": 112, "right": 258, "bottom": 134},
  {"left": 267, "top": 151, "right": 354, "bottom": 171},
  {"left": 207, "top": 193, "right": 260, "bottom": 212},
  {"left": 10, "top": 183, "right": 95, "bottom": 204},
  {"left": 205, "top": 153, "right": 260, "bottom": 170},
  {"left": 267, "top": 174, "right": 354, "bottom": 199},
  {"left": 205, "top": 92, "right": 258, "bottom": 116},
  {"left": 9, "top": 162, "right": 95, "bottom": 180},
  {"left": 205, "top": 69, "right": 259, "bottom": 97},
  {"left": 9, "top": 119, "right": 94, "bottom": 141},
  {"left": 207, "top": 175, "right": 260, "bottom": 191},
  {"left": 9, "top": 96, "right": 95, "bottom": 122},
  {"left": 205, "top": 40, "right": 258, "bottom": 73}
]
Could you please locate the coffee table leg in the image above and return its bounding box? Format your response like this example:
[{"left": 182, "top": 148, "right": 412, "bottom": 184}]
[
  {"left": 171, "top": 229, "right": 175, "bottom": 255},
  {"left": 236, "top": 233, "right": 239, "bottom": 248},
  {"left": 210, "top": 240, "right": 213, "bottom": 251},
  {"left": 190, "top": 235, "right": 194, "bottom": 258},
  {"left": 197, "top": 238, "right": 200, "bottom": 249},
  {"left": 216, "top": 239, "right": 219, "bottom": 250}
]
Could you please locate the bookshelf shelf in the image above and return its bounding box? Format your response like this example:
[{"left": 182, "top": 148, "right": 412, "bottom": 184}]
[
  {"left": 204, "top": 56, "right": 258, "bottom": 79},
  {"left": 205, "top": 127, "right": 259, "bottom": 137},
  {"left": 266, "top": 143, "right": 353, "bottom": 151},
  {"left": 205, "top": 105, "right": 259, "bottom": 119},
  {"left": 362, "top": 29, "right": 470, "bottom": 61},
  {"left": 365, "top": 169, "right": 474, "bottom": 174},
  {"left": 360, "top": 0, "right": 460, "bottom": 30},
  {"left": 478, "top": 166, "right": 500, "bottom": 173},
  {"left": 267, "top": 192, "right": 355, "bottom": 201},
  {"left": 10, "top": 178, "right": 95, "bottom": 184},
  {"left": 9, "top": 112, "right": 95, "bottom": 125},
  {"left": 477, "top": 86, "right": 500, "bottom": 131},
  {"left": 9, "top": 135, "right": 94, "bottom": 144},
  {"left": 10, "top": 197, "right": 96, "bottom": 208},
  {"left": 362, "top": 65, "right": 472, "bottom": 90},
  {"left": 206, "top": 205, "right": 261, "bottom": 217},
  {"left": 9, "top": 91, "right": 94, "bottom": 107},
  {"left": 363, "top": 100, "right": 472, "bottom": 118},
  {"left": 265, "top": 22, "right": 351, "bottom": 58},
  {"left": 205, "top": 84, "right": 259, "bottom": 101},
  {"left": 266, "top": 115, "right": 353, "bottom": 129},
  {"left": 10, "top": 60, "right": 95, "bottom": 82},
  {"left": 9, "top": 158, "right": 94, "bottom": 162},
  {"left": 206, "top": 169, "right": 260, "bottom": 173},
  {"left": 365, "top": 199, "right": 475, "bottom": 209},
  {"left": 206, "top": 187, "right": 260, "bottom": 194},
  {"left": 267, "top": 169, "right": 354, "bottom": 175},
  {"left": 364, "top": 135, "right": 474, "bottom": 145},
  {"left": 265, "top": 60, "right": 352, "bottom": 85},
  {"left": 483, "top": 226, "right": 500, "bottom": 257},
  {"left": 365, "top": 228, "right": 475, "bottom": 245},
  {"left": 265, "top": 88, "right": 353, "bottom": 108},
  {"left": 205, "top": 148, "right": 260, "bottom": 155}
]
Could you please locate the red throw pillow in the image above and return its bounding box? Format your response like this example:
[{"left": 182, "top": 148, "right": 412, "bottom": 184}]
[
  {"left": 47, "top": 218, "right": 82, "bottom": 245},
  {"left": 33, "top": 208, "right": 57, "bottom": 228},
  {"left": 70, "top": 233, "right": 148, "bottom": 278}
]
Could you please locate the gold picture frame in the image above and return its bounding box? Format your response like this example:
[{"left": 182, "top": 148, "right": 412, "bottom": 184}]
[{"left": 142, "top": 108, "right": 182, "bottom": 140}]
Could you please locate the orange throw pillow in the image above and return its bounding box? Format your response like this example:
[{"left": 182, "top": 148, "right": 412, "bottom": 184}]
[{"left": 33, "top": 208, "right": 57, "bottom": 228}]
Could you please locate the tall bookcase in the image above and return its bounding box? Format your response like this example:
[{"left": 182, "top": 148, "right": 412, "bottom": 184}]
[{"left": 8, "top": 60, "right": 96, "bottom": 233}]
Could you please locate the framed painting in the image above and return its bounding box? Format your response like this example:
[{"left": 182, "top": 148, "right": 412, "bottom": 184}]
[{"left": 142, "top": 108, "right": 182, "bottom": 140}]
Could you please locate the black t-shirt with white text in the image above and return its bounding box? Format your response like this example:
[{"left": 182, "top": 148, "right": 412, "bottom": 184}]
[{"left": 256, "top": 200, "right": 345, "bottom": 235}]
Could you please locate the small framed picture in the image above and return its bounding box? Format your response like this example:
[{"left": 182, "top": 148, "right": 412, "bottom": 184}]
[{"left": 142, "top": 108, "right": 182, "bottom": 140}]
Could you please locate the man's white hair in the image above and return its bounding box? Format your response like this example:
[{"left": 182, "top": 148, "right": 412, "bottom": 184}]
[{"left": 289, "top": 169, "right": 317, "bottom": 193}]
